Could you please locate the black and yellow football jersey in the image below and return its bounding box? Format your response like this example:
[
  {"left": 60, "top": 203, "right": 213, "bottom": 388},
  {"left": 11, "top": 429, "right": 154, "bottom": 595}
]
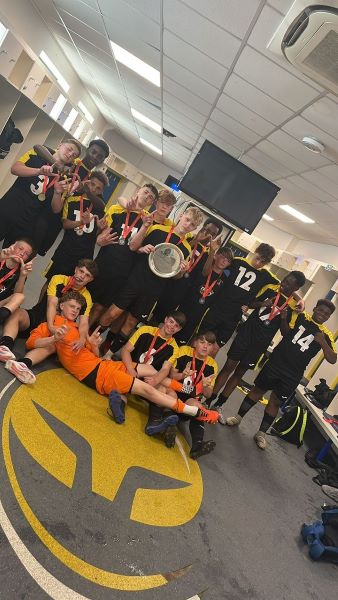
[
  {"left": 173, "top": 345, "right": 218, "bottom": 400},
  {"left": 47, "top": 275, "right": 92, "bottom": 317},
  {"left": 129, "top": 325, "right": 179, "bottom": 370}
]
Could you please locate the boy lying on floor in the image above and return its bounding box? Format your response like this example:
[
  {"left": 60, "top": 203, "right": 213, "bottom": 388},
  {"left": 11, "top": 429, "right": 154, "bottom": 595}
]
[{"left": 10, "top": 291, "right": 219, "bottom": 432}]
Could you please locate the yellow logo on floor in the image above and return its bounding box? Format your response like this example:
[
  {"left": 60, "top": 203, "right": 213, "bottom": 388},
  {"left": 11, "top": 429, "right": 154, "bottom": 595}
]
[{"left": 2, "top": 369, "right": 203, "bottom": 591}]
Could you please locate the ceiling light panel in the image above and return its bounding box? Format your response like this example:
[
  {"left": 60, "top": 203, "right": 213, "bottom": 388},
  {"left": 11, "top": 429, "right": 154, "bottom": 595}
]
[
  {"left": 131, "top": 108, "right": 161, "bottom": 133},
  {"left": 140, "top": 137, "right": 162, "bottom": 154},
  {"left": 78, "top": 101, "right": 94, "bottom": 124},
  {"left": 262, "top": 214, "right": 274, "bottom": 221},
  {"left": 279, "top": 204, "right": 315, "bottom": 223},
  {"left": 39, "top": 51, "right": 70, "bottom": 92},
  {"left": 110, "top": 41, "right": 160, "bottom": 87}
]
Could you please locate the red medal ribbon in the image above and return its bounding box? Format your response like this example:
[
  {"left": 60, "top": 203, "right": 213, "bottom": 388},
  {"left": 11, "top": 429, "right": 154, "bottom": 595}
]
[
  {"left": 61, "top": 276, "right": 77, "bottom": 294},
  {"left": 188, "top": 245, "right": 206, "bottom": 273},
  {"left": 121, "top": 211, "right": 143, "bottom": 241},
  {"left": 267, "top": 288, "right": 292, "bottom": 322},
  {"left": 191, "top": 352, "right": 207, "bottom": 386},
  {"left": 143, "top": 329, "right": 173, "bottom": 364},
  {"left": 200, "top": 271, "right": 222, "bottom": 300},
  {"left": 0, "top": 260, "right": 18, "bottom": 286},
  {"left": 165, "top": 226, "right": 185, "bottom": 246},
  {"left": 42, "top": 173, "right": 60, "bottom": 195},
  {"left": 78, "top": 196, "right": 93, "bottom": 230}
]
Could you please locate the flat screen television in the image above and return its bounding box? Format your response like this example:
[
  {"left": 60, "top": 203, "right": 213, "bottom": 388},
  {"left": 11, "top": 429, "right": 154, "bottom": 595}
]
[{"left": 179, "top": 140, "right": 280, "bottom": 233}]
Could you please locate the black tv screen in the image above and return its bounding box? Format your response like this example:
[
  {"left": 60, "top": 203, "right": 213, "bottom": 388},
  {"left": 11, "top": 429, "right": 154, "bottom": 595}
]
[{"left": 179, "top": 141, "right": 280, "bottom": 233}]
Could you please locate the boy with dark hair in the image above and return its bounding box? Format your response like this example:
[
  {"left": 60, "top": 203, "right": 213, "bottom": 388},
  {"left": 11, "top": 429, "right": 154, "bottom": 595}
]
[
  {"left": 121, "top": 310, "right": 185, "bottom": 434},
  {"left": 177, "top": 246, "right": 233, "bottom": 345},
  {"left": 0, "top": 259, "right": 96, "bottom": 382},
  {"left": 99, "top": 206, "right": 204, "bottom": 351},
  {"left": 153, "top": 216, "right": 223, "bottom": 323},
  {"left": 208, "top": 270, "right": 306, "bottom": 420},
  {"left": 0, "top": 239, "right": 35, "bottom": 324},
  {"left": 200, "top": 242, "right": 277, "bottom": 353},
  {"left": 0, "top": 140, "right": 81, "bottom": 253},
  {"left": 164, "top": 331, "right": 219, "bottom": 458},
  {"left": 44, "top": 171, "right": 108, "bottom": 280},
  {"left": 21, "top": 293, "right": 220, "bottom": 428},
  {"left": 88, "top": 184, "right": 158, "bottom": 327},
  {"left": 225, "top": 299, "right": 337, "bottom": 449},
  {"left": 32, "top": 138, "right": 110, "bottom": 253}
]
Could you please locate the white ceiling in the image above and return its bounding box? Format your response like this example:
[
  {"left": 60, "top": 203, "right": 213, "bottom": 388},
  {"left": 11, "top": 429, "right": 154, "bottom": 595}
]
[{"left": 31, "top": 0, "right": 338, "bottom": 246}]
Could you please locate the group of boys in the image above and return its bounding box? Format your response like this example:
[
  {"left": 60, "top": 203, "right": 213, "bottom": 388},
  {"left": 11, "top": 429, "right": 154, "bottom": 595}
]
[{"left": 0, "top": 136, "right": 336, "bottom": 459}]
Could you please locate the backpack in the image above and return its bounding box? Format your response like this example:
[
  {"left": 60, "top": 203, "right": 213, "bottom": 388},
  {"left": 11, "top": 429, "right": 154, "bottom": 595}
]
[
  {"left": 301, "top": 506, "right": 338, "bottom": 563},
  {"left": 270, "top": 405, "right": 308, "bottom": 447},
  {"left": 308, "top": 378, "right": 337, "bottom": 409}
]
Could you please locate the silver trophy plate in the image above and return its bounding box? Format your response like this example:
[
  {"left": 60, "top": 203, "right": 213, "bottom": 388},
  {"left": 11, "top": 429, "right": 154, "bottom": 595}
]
[{"left": 148, "top": 242, "right": 184, "bottom": 278}]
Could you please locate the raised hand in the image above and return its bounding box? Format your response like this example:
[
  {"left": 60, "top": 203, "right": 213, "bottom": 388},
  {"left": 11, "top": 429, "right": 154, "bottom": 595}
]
[
  {"left": 96, "top": 228, "right": 119, "bottom": 247},
  {"left": 209, "top": 234, "right": 223, "bottom": 253},
  {"left": 39, "top": 164, "right": 54, "bottom": 176},
  {"left": 179, "top": 259, "right": 190, "bottom": 273},
  {"left": 19, "top": 259, "right": 34, "bottom": 277},
  {"left": 0, "top": 244, "right": 18, "bottom": 261},
  {"left": 96, "top": 215, "right": 108, "bottom": 230},
  {"left": 142, "top": 213, "right": 154, "bottom": 228},
  {"left": 202, "top": 374, "right": 214, "bottom": 389},
  {"left": 126, "top": 195, "right": 138, "bottom": 211},
  {"left": 87, "top": 326, "right": 102, "bottom": 348},
  {"left": 81, "top": 209, "right": 93, "bottom": 225},
  {"left": 54, "top": 178, "right": 70, "bottom": 195},
  {"left": 53, "top": 325, "right": 69, "bottom": 341}
]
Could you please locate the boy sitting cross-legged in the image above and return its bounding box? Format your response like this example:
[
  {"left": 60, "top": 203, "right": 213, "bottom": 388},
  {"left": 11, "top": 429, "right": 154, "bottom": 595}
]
[
  {"left": 164, "top": 331, "right": 219, "bottom": 459},
  {"left": 20, "top": 292, "right": 219, "bottom": 430}
]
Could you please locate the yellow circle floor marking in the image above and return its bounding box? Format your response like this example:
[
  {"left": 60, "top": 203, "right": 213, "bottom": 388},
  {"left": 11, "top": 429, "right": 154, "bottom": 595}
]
[{"left": 2, "top": 369, "right": 203, "bottom": 591}]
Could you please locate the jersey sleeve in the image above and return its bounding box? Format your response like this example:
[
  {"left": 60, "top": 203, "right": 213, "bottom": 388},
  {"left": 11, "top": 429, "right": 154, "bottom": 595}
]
[
  {"left": 26, "top": 322, "right": 50, "bottom": 350},
  {"left": 81, "top": 289, "right": 93, "bottom": 316},
  {"left": 168, "top": 343, "right": 179, "bottom": 365},
  {"left": 128, "top": 326, "right": 148, "bottom": 348},
  {"left": 47, "top": 275, "right": 66, "bottom": 297},
  {"left": 322, "top": 327, "right": 337, "bottom": 352},
  {"left": 17, "top": 148, "right": 37, "bottom": 164}
]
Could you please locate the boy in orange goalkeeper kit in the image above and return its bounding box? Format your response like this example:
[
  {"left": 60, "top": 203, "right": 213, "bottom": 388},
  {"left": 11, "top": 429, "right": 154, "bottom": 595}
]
[{"left": 25, "top": 291, "right": 219, "bottom": 432}]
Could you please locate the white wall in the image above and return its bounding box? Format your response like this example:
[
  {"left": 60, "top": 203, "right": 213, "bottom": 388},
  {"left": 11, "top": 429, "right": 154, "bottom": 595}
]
[
  {"left": 288, "top": 240, "right": 338, "bottom": 266},
  {"left": 104, "top": 129, "right": 182, "bottom": 183},
  {"left": 253, "top": 220, "right": 294, "bottom": 250},
  {"left": 0, "top": 0, "right": 106, "bottom": 135}
]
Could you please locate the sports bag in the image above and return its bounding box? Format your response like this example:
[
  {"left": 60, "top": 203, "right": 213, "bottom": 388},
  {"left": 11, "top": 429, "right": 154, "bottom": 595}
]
[
  {"left": 301, "top": 506, "right": 338, "bottom": 563},
  {"left": 309, "top": 378, "right": 336, "bottom": 409},
  {"left": 270, "top": 405, "right": 307, "bottom": 447}
]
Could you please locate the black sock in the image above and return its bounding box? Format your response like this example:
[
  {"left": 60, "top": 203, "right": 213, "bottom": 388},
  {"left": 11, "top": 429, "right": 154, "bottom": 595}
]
[
  {"left": 110, "top": 332, "right": 127, "bottom": 353},
  {"left": 0, "top": 307, "right": 11, "bottom": 323},
  {"left": 214, "top": 394, "right": 228, "bottom": 408},
  {"left": 238, "top": 395, "right": 256, "bottom": 418},
  {"left": 259, "top": 411, "right": 275, "bottom": 433},
  {"left": 19, "top": 357, "right": 33, "bottom": 369},
  {"left": 205, "top": 392, "right": 217, "bottom": 407},
  {"left": 101, "top": 330, "right": 115, "bottom": 354},
  {"left": 0, "top": 335, "right": 14, "bottom": 350},
  {"left": 97, "top": 325, "right": 108, "bottom": 334}
]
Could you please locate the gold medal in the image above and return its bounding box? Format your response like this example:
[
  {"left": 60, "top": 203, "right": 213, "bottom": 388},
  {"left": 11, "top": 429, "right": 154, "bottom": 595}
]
[{"left": 38, "top": 193, "right": 46, "bottom": 201}]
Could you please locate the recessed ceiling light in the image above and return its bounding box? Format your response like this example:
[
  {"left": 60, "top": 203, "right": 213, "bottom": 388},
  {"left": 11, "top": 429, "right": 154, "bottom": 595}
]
[
  {"left": 78, "top": 101, "right": 94, "bottom": 125},
  {"left": 280, "top": 204, "right": 315, "bottom": 224},
  {"left": 140, "top": 137, "right": 162, "bottom": 155},
  {"left": 39, "top": 51, "right": 70, "bottom": 93},
  {"left": 131, "top": 108, "right": 161, "bottom": 133},
  {"left": 262, "top": 214, "right": 274, "bottom": 222},
  {"left": 302, "top": 136, "right": 325, "bottom": 154},
  {"left": 74, "top": 119, "right": 85, "bottom": 140},
  {"left": 110, "top": 41, "right": 160, "bottom": 87}
]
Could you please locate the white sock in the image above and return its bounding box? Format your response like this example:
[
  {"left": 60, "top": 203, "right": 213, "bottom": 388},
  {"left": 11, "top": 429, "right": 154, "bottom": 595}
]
[{"left": 181, "top": 404, "right": 198, "bottom": 416}]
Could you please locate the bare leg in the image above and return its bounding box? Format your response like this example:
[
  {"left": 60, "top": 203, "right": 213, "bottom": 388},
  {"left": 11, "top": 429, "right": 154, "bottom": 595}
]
[
  {"left": 213, "top": 357, "right": 238, "bottom": 395},
  {"left": 120, "top": 313, "right": 138, "bottom": 337},
  {"left": 218, "top": 363, "right": 248, "bottom": 400},
  {"left": 25, "top": 346, "right": 56, "bottom": 365},
  {"left": 89, "top": 303, "right": 105, "bottom": 328},
  {"left": 99, "top": 304, "right": 124, "bottom": 327},
  {"left": 2, "top": 308, "right": 30, "bottom": 341},
  {"left": 0, "top": 292, "right": 24, "bottom": 313}
]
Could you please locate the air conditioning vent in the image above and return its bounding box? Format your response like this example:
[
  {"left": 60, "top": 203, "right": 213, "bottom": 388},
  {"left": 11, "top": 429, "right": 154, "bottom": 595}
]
[
  {"left": 302, "top": 29, "right": 338, "bottom": 84},
  {"left": 267, "top": 1, "right": 338, "bottom": 94}
]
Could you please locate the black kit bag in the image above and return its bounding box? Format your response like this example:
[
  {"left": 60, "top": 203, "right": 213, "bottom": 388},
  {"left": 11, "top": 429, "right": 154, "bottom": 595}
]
[
  {"left": 270, "top": 405, "right": 308, "bottom": 447},
  {"left": 310, "top": 379, "right": 336, "bottom": 409}
]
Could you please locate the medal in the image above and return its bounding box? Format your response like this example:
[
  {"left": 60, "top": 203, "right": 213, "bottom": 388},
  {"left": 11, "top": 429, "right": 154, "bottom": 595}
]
[
  {"left": 118, "top": 237, "right": 125, "bottom": 245},
  {"left": 120, "top": 210, "right": 143, "bottom": 245},
  {"left": 143, "top": 330, "right": 173, "bottom": 364},
  {"left": 184, "top": 272, "right": 190, "bottom": 279},
  {"left": 266, "top": 288, "right": 293, "bottom": 324},
  {"left": 263, "top": 320, "right": 271, "bottom": 327},
  {"left": 199, "top": 297, "right": 205, "bottom": 304},
  {"left": 38, "top": 193, "right": 46, "bottom": 201},
  {"left": 199, "top": 271, "right": 222, "bottom": 304},
  {"left": 75, "top": 227, "right": 84, "bottom": 236}
]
